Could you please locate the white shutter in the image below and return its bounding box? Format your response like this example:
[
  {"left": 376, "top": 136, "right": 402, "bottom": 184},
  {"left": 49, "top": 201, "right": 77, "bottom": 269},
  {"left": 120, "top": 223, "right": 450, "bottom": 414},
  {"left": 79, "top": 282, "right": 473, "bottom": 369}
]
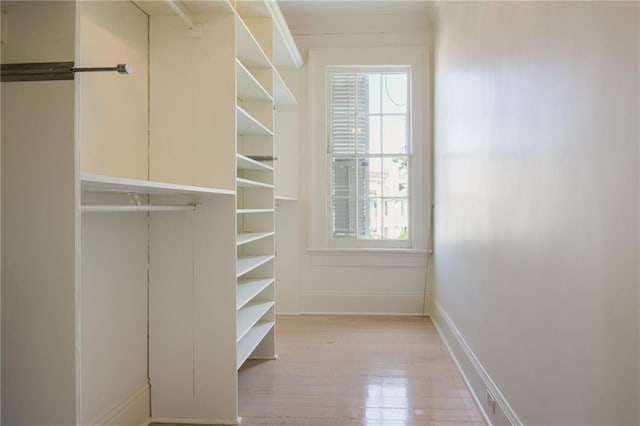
[{"left": 329, "top": 72, "right": 370, "bottom": 238}]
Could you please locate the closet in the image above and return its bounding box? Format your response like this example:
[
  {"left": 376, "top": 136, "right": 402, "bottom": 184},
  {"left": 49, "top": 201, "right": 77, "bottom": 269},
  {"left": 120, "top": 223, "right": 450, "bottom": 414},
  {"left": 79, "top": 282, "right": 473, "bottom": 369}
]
[{"left": 1, "top": 0, "right": 301, "bottom": 424}]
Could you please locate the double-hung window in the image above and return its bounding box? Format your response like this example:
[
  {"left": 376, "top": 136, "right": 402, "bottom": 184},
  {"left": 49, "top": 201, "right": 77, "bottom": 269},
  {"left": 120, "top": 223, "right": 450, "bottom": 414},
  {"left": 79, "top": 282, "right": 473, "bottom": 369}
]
[
  {"left": 329, "top": 69, "right": 410, "bottom": 244},
  {"left": 309, "top": 47, "right": 428, "bottom": 251}
]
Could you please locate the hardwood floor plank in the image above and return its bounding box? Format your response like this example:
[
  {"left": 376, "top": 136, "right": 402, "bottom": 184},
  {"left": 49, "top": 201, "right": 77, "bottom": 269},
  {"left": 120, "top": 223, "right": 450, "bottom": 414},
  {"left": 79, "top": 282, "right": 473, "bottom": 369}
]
[{"left": 237, "top": 315, "right": 484, "bottom": 426}]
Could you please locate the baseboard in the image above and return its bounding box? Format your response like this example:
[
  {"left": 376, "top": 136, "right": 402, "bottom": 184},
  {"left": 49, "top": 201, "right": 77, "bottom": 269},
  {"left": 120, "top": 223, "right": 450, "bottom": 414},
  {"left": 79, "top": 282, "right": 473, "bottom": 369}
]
[
  {"left": 432, "top": 303, "right": 522, "bottom": 426},
  {"left": 299, "top": 291, "right": 431, "bottom": 315},
  {"left": 91, "top": 381, "right": 150, "bottom": 426},
  {"left": 148, "top": 416, "right": 240, "bottom": 425}
]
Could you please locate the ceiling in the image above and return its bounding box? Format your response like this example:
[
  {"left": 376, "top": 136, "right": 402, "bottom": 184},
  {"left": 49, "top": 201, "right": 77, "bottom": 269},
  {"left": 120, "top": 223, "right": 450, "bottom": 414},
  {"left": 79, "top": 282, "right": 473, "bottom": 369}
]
[{"left": 278, "top": 0, "right": 436, "bottom": 17}]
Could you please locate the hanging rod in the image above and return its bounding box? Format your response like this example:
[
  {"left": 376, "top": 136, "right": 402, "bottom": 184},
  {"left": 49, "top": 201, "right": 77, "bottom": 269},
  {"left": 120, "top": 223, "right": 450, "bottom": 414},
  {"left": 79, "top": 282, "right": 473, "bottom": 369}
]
[
  {"left": 1, "top": 61, "right": 131, "bottom": 82},
  {"left": 81, "top": 204, "right": 197, "bottom": 213}
]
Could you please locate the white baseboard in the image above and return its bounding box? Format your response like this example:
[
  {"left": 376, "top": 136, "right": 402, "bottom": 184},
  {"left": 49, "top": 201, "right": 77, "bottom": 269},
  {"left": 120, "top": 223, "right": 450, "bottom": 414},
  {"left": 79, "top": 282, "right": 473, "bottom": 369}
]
[
  {"left": 91, "top": 381, "right": 150, "bottom": 426},
  {"left": 148, "top": 416, "right": 240, "bottom": 425},
  {"left": 299, "top": 291, "right": 431, "bottom": 315},
  {"left": 432, "top": 303, "right": 522, "bottom": 426}
]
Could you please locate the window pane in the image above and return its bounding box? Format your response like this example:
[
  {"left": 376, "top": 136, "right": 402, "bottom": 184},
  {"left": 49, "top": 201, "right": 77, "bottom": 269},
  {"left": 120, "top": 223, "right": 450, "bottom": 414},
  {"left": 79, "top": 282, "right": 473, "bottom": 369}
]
[
  {"left": 332, "top": 158, "right": 356, "bottom": 197},
  {"left": 330, "top": 72, "right": 367, "bottom": 154},
  {"left": 382, "top": 115, "right": 407, "bottom": 154},
  {"left": 332, "top": 197, "right": 356, "bottom": 238},
  {"left": 383, "top": 199, "right": 409, "bottom": 239},
  {"left": 368, "top": 73, "right": 381, "bottom": 114},
  {"left": 382, "top": 73, "right": 408, "bottom": 114},
  {"left": 361, "top": 157, "right": 382, "bottom": 197},
  {"left": 368, "top": 116, "right": 382, "bottom": 154},
  {"left": 358, "top": 198, "right": 382, "bottom": 239},
  {"left": 382, "top": 157, "right": 408, "bottom": 197}
]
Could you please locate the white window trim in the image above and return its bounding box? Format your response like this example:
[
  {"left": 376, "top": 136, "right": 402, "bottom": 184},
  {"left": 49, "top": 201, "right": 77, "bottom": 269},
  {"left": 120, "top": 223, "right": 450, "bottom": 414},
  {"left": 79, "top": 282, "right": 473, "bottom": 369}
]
[{"left": 308, "top": 47, "right": 430, "bottom": 251}]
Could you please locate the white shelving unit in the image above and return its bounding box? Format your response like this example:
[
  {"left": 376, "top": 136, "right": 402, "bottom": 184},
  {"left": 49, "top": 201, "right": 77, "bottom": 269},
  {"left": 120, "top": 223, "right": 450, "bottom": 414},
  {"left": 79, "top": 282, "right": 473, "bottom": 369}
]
[
  {"left": 235, "top": 15, "right": 277, "bottom": 368},
  {"left": 1, "top": 0, "right": 301, "bottom": 424}
]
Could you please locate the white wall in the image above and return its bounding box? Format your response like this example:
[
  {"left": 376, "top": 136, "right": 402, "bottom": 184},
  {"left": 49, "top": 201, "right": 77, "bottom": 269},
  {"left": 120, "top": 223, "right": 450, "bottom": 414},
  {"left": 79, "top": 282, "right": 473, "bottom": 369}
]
[
  {"left": 433, "top": 2, "right": 639, "bottom": 424},
  {"left": 281, "top": 14, "right": 433, "bottom": 314},
  {"left": 1, "top": 2, "right": 78, "bottom": 423}
]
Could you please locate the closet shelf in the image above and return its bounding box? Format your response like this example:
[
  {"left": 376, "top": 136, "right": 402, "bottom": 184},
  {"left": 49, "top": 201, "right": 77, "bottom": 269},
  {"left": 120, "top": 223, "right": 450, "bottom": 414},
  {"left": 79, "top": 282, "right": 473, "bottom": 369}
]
[
  {"left": 237, "top": 105, "right": 274, "bottom": 136},
  {"left": 237, "top": 208, "right": 274, "bottom": 214},
  {"left": 237, "top": 153, "right": 273, "bottom": 172},
  {"left": 81, "top": 173, "right": 235, "bottom": 196},
  {"left": 237, "top": 321, "right": 274, "bottom": 369},
  {"left": 236, "top": 177, "right": 273, "bottom": 189},
  {"left": 235, "top": 14, "right": 272, "bottom": 69},
  {"left": 236, "top": 255, "right": 274, "bottom": 277},
  {"left": 236, "top": 59, "right": 272, "bottom": 103},
  {"left": 237, "top": 301, "right": 274, "bottom": 342},
  {"left": 132, "top": 0, "right": 234, "bottom": 18},
  {"left": 237, "top": 232, "right": 274, "bottom": 246},
  {"left": 273, "top": 68, "right": 297, "bottom": 106},
  {"left": 237, "top": 278, "right": 274, "bottom": 310}
]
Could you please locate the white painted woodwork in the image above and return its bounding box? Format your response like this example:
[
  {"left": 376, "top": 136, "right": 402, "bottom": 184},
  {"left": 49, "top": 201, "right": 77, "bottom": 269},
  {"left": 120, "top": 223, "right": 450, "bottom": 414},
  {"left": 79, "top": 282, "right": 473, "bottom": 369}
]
[
  {"left": 81, "top": 173, "right": 235, "bottom": 196},
  {"left": 236, "top": 177, "right": 274, "bottom": 189},
  {"left": 434, "top": 2, "right": 639, "bottom": 424},
  {"left": 235, "top": 14, "right": 272, "bottom": 70},
  {"left": 237, "top": 208, "right": 275, "bottom": 214},
  {"left": 237, "top": 105, "right": 274, "bottom": 136},
  {"left": 237, "top": 153, "right": 274, "bottom": 172},
  {"left": 236, "top": 255, "right": 274, "bottom": 277},
  {"left": 237, "top": 232, "right": 275, "bottom": 246},
  {"left": 149, "top": 195, "right": 237, "bottom": 422},
  {"left": 273, "top": 68, "right": 297, "bottom": 106},
  {"left": 1, "top": 2, "right": 77, "bottom": 424},
  {"left": 1, "top": 0, "right": 301, "bottom": 423},
  {"left": 133, "top": 0, "right": 234, "bottom": 17},
  {"left": 80, "top": 212, "right": 148, "bottom": 425},
  {"left": 77, "top": 1, "right": 149, "bottom": 180},
  {"left": 237, "top": 59, "right": 273, "bottom": 102},
  {"left": 236, "top": 321, "right": 275, "bottom": 368},
  {"left": 149, "top": 13, "right": 236, "bottom": 190},
  {"left": 237, "top": 279, "right": 275, "bottom": 309},
  {"left": 237, "top": 301, "right": 275, "bottom": 341}
]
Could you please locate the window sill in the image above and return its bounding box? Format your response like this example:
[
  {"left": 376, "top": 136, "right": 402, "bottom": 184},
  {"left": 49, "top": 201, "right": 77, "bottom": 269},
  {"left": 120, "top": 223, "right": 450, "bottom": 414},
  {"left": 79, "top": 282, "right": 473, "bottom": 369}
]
[
  {"left": 307, "top": 248, "right": 428, "bottom": 268},
  {"left": 308, "top": 248, "right": 428, "bottom": 256}
]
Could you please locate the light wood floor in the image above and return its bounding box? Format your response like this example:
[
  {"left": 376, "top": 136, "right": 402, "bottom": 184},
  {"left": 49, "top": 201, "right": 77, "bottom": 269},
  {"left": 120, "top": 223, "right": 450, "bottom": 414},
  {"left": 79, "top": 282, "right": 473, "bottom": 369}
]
[{"left": 237, "top": 315, "right": 485, "bottom": 426}]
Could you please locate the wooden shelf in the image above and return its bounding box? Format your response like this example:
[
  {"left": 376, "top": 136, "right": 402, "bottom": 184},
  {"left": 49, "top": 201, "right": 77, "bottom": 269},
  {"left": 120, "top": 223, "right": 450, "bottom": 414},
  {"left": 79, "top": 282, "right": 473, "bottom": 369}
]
[
  {"left": 237, "top": 105, "right": 274, "bottom": 136},
  {"left": 81, "top": 173, "right": 235, "bottom": 196},
  {"left": 237, "top": 208, "right": 274, "bottom": 214},
  {"left": 275, "top": 195, "right": 298, "bottom": 202},
  {"left": 235, "top": 14, "right": 272, "bottom": 69},
  {"left": 237, "top": 301, "right": 274, "bottom": 341},
  {"left": 236, "top": 255, "right": 274, "bottom": 277},
  {"left": 236, "top": 177, "right": 273, "bottom": 189},
  {"left": 237, "top": 232, "right": 274, "bottom": 246},
  {"left": 273, "top": 68, "right": 297, "bottom": 106},
  {"left": 236, "top": 59, "right": 272, "bottom": 103},
  {"left": 237, "top": 321, "right": 274, "bottom": 369},
  {"left": 237, "top": 153, "right": 273, "bottom": 172},
  {"left": 237, "top": 278, "right": 274, "bottom": 310}
]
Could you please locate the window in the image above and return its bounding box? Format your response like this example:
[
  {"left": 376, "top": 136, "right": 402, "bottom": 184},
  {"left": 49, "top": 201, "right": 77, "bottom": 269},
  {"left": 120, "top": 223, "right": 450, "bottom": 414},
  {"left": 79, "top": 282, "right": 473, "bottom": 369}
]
[
  {"left": 329, "top": 69, "right": 410, "bottom": 242},
  {"left": 309, "top": 47, "right": 428, "bottom": 251}
]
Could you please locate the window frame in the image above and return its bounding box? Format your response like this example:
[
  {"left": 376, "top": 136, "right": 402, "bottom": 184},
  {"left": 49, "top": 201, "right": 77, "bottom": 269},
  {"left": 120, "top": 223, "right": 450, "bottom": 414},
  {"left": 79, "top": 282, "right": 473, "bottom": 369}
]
[
  {"left": 308, "top": 47, "right": 429, "bottom": 251},
  {"left": 327, "top": 67, "right": 412, "bottom": 247}
]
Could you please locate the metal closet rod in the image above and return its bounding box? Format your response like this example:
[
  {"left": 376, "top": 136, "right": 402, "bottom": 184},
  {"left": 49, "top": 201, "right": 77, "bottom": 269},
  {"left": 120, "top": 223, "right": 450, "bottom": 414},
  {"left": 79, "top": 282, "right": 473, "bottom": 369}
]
[
  {"left": 1, "top": 61, "right": 131, "bottom": 82},
  {"left": 81, "top": 204, "right": 197, "bottom": 213}
]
